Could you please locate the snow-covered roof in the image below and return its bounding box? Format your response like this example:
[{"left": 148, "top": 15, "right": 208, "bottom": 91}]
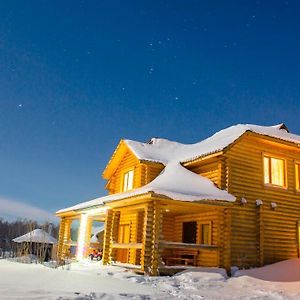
[
  {"left": 57, "top": 162, "right": 235, "bottom": 213},
  {"left": 12, "top": 229, "right": 57, "bottom": 244},
  {"left": 90, "top": 225, "right": 105, "bottom": 243},
  {"left": 125, "top": 123, "right": 300, "bottom": 164},
  {"left": 58, "top": 123, "right": 300, "bottom": 214}
]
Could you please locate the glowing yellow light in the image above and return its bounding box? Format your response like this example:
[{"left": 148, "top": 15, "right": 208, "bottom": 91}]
[
  {"left": 123, "top": 170, "right": 134, "bottom": 191},
  {"left": 76, "top": 214, "right": 88, "bottom": 260},
  {"left": 264, "top": 156, "right": 285, "bottom": 187},
  {"left": 296, "top": 163, "right": 300, "bottom": 190}
]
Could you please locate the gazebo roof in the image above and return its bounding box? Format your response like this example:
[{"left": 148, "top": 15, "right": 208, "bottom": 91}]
[{"left": 12, "top": 229, "right": 57, "bottom": 244}]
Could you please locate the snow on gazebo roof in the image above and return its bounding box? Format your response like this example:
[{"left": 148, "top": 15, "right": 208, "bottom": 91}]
[{"left": 12, "top": 229, "right": 57, "bottom": 244}]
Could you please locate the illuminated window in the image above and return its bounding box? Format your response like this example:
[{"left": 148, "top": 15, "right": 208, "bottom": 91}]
[
  {"left": 123, "top": 170, "right": 134, "bottom": 192},
  {"left": 264, "top": 156, "right": 286, "bottom": 187},
  {"left": 200, "top": 223, "right": 211, "bottom": 245},
  {"left": 296, "top": 163, "right": 300, "bottom": 190}
]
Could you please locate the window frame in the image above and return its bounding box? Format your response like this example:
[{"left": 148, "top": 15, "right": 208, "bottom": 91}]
[
  {"left": 121, "top": 168, "right": 134, "bottom": 192},
  {"left": 198, "top": 221, "right": 212, "bottom": 245},
  {"left": 295, "top": 161, "right": 300, "bottom": 191},
  {"left": 262, "top": 153, "right": 287, "bottom": 189}
]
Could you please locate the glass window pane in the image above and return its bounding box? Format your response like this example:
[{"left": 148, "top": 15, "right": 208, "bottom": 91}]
[
  {"left": 201, "top": 224, "right": 210, "bottom": 245},
  {"left": 264, "top": 157, "right": 270, "bottom": 184},
  {"left": 127, "top": 170, "right": 134, "bottom": 190},
  {"left": 271, "top": 158, "right": 285, "bottom": 186},
  {"left": 123, "top": 172, "right": 128, "bottom": 191},
  {"left": 123, "top": 170, "right": 134, "bottom": 192}
]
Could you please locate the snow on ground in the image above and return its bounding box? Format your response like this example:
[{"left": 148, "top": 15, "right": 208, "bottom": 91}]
[
  {"left": 2, "top": 259, "right": 300, "bottom": 299},
  {"left": 0, "top": 259, "right": 161, "bottom": 300},
  {"left": 234, "top": 258, "right": 300, "bottom": 282}
]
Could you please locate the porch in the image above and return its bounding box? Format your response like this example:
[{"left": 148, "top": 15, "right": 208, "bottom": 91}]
[{"left": 102, "top": 198, "right": 232, "bottom": 275}]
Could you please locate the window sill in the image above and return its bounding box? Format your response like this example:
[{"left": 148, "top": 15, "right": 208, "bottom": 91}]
[{"left": 264, "top": 184, "right": 287, "bottom": 191}]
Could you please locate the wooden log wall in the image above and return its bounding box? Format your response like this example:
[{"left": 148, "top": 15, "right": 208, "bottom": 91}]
[
  {"left": 161, "top": 215, "right": 174, "bottom": 259},
  {"left": 225, "top": 133, "right": 300, "bottom": 267},
  {"left": 145, "top": 163, "right": 164, "bottom": 184},
  {"left": 188, "top": 160, "right": 221, "bottom": 188},
  {"left": 219, "top": 208, "right": 232, "bottom": 271},
  {"left": 162, "top": 215, "right": 174, "bottom": 241}
]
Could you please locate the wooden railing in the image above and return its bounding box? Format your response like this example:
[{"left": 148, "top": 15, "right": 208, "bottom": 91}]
[
  {"left": 111, "top": 242, "right": 142, "bottom": 249},
  {"left": 159, "top": 240, "right": 219, "bottom": 250},
  {"left": 160, "top": 240, "right": 219, "bottom": 267}
]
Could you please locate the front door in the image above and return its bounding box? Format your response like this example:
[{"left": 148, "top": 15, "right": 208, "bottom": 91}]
[
  {"left": 116, "top": 224, "right": 130, "bottom": 263},
  {"left": 182, "top": 221, "right": 197, "bottom": 244}
]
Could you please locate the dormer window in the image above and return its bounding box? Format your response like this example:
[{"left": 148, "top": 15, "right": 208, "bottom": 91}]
[
  {"left": 263, "top": 155, "right": 286, "bottom": 188},
  {"left": 123, "top": 169, "right": 134, "bottom": 192}
]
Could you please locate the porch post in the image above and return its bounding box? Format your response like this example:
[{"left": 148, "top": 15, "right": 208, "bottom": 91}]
[
  {"left": 141, "top": 202, "right": 154, "bottom": 274},
  {"left": 57, "top": 217, "right": 71, "bottom": 260},
  {"left": 102, "top": 209, "right": 113, "bottom": 264},
  {"left": 109, "top": 210, "right": 120, "bottom": 262},
  {"left": 151, "top": 200, "right": 163, "bottom": 276},
  {"left": 141, "top": 200, "right": 163, "bottom": 276}
]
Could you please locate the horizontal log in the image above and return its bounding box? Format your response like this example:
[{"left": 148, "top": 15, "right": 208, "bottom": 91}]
[{"left": 112, "top": 243, "right": 142, "bottom": 249}]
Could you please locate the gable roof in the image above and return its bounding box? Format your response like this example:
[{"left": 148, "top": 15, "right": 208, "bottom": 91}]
[
  {"left": 102, "top": 140, "right": 139, "bottom": 180},
  {"left": 124, "top": 123, "right": 300, "bottom": 165}
]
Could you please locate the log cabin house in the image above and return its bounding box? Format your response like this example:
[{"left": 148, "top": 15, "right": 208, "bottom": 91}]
[{"left": 56, "top": 123, "right": 300, "bottom": 275}]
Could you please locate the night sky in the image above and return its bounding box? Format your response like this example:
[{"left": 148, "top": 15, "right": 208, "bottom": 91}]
[{"left": 0, "top": 1, "right": 299, "bottom": 221}]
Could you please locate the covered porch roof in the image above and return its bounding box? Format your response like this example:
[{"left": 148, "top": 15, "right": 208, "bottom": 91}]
[{"left": 56, "top": 162, "right": 235, "bottom": 215}]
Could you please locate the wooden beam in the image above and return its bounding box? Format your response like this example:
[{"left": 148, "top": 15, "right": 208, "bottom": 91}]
[
  {"left": 257, "top": 204, "right": 264, "bottom": 266},
  {"left": 182, "top": 151, "right": 223, "bottom": 166},
  {"left": 112, "top": 243, "right": 142, "bottom": 249}
]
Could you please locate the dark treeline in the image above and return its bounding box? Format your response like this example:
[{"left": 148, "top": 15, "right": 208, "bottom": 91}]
[{"left": 0, "top": 218, "right": 59, "bottom": 254}]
